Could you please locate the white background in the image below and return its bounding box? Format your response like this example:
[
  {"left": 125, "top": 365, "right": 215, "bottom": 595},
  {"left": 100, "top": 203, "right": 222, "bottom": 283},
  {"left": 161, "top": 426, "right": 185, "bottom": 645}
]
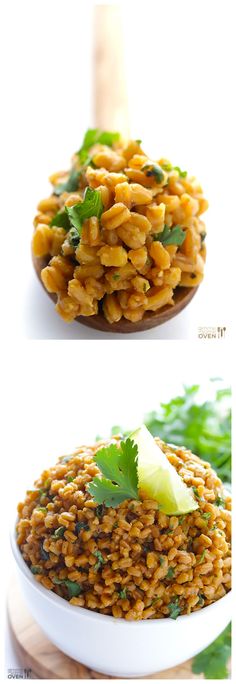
[
  {"left": 1, "top": 0, "right": 234, "bottom": 678},
  {"left": 1, "top": 0, "right": 235, "bottom": 340}
]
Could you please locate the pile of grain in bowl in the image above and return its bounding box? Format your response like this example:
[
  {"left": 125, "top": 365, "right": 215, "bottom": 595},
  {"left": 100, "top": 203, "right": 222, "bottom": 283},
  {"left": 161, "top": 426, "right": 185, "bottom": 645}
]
[
  {"left": 32, "top": 130, "right": 208, "bottom": 324},
  {"left": 16, "top": 437, "right": 231, "bottom": 620}
]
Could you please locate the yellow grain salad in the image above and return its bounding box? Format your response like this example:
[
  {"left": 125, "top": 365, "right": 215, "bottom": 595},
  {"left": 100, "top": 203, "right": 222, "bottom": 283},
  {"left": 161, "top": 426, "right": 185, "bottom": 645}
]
[
  {"left": 32, "top": 129, "right": 208, "bottom": 324},
  {"left": 17, "top": 436, "right": 231, "bottom": 621}
]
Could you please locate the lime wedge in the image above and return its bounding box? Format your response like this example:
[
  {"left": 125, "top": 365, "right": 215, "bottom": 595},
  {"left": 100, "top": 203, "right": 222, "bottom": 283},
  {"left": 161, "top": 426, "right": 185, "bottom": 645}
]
[{"left": 130, "top": 425, "right": 198, "bottom": 515}]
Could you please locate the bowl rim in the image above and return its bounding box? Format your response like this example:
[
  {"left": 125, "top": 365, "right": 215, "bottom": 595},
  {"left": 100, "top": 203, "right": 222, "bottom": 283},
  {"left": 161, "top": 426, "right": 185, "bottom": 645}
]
[{"left": 10, "top": 522, "right": 232, "bottom": 627}]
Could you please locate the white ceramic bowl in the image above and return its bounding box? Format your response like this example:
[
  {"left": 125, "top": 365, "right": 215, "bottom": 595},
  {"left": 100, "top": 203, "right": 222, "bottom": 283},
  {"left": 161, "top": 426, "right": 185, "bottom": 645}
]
[{"left": 11, "top": 528, "right": 231, "bottom": 677}]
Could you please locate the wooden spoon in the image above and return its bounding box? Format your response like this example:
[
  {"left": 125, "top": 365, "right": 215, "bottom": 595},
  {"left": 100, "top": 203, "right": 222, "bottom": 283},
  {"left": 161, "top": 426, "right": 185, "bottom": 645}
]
[
  {"left": 33, "top": 253, "right": 198, "bottom": 333},
  {"left": 32, "top": 6, "right": 199, "bottom": 333}
]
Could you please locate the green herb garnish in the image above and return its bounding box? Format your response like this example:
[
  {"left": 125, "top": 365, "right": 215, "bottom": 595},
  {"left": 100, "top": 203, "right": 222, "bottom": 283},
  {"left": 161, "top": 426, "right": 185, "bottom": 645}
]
[
  {"left": 166, "top": 567, "right": 175, "bottom": 579},
  {"left": 153, "top": 224, "right": 186, "bottom": 246},
  {"left": 87, "top": 438, "right": 138, "bottom": 508},
  {"left": 198, "top": 593, "right": 205, "bottom": 606},
  {"left": 142, "top": 163, "right": 164, "bottom": 183},
  {"left": 53, "top": 167, "right": 80, "bottom": 197},
  {"left": 168, "top": 598, "right": 181, "bottom": 620},
  {"left": 31, "top": 566, "right": 42, "bottom": 574},
  {"left": 40, "top": 542, "right": 50, "bottom": 561},
  {"left": 192, "top": 486, "right": 203, "bottom": 500},
  {"left": 66, "top": 187, "right": 103, "bottom": 243},
  {"left": 202, "top": 512, "right": 211, "bottom": 520},
  {"left": 93, "top": 550, "right": 105, "bottom": 571},
  {"left": 52, "top": 577, "right": 82, "bottom": 598},
  {"left": 50, "top": 209, "right": 71, "bottom": 231},
  {"left": 173, "top": 166, "right": 187, "bottom": 178},
  {"left": 159, "top": 556, "right": 165, "bottom": 566},
  {"left": 77, "top": 128, "right": 120, "bottom": 162},
  {"left": 67, "top": 475, "right": 74, "bottom": 483},
  {"left": 192, "top": 623, "right": 231, "bottom": 679},
  {"left": 119, "top": 588, "right": 127, "bottom": 599},
  {"left": 112, "top": 274, "right": 120, "bottom": 281},
  {"left": 37, "top": 507, "right": 47, "bottom": 513},
  {"left": 53, "top": 526, "right": 66, "bottom": 539},
  {"left": 215, "top": 495, "right": 225, "bottom": 507},
  {"left": 75, "top": 521, "right": 89, "bottom": 534},
  {"left": 197, "top": 549, "right": 206, "bottom": 564}
]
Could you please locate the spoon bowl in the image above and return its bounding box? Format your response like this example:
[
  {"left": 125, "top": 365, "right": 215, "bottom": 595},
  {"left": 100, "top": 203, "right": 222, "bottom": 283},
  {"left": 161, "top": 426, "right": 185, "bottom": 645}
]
[{"left": 32, "top": 253, "right": 199, "bottom": 333}]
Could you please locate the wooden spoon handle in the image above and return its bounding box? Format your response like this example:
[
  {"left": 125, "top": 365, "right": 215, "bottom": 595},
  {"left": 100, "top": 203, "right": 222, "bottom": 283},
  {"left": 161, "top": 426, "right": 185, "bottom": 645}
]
[{"left": 93, "top": 5, "right": 129, "bottom": 136}]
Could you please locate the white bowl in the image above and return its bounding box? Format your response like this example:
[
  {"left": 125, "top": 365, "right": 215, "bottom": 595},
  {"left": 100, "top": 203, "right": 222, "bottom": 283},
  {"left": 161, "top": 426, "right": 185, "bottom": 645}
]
[{"left": 11, "top": 527, "right": 231, "bottom": 677}]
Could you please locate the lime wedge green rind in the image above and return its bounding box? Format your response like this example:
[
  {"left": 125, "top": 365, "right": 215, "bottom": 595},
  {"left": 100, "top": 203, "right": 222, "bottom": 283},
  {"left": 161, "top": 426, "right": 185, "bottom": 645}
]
[{"left": 130, "top": 425, "right": 198, "bottom": 515}]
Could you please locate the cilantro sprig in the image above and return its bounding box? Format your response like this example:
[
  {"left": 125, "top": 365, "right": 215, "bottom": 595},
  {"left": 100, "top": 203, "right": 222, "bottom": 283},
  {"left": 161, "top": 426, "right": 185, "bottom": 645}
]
[
  {"left": 87, "top": 438, "right": 138, "bottom": 508},
  {"left": 153, "top": 224, "right": 186, "bottom": 247},
  {"left": 192, "top": 623, "right": 231, "bottom": 679}
]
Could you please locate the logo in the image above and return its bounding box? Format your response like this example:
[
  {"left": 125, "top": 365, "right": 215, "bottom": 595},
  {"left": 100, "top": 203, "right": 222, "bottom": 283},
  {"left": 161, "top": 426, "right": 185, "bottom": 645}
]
[
  {"left": 198, "top": 326, "right": 226, "bottom": 339},
  {"left": 7, "top": 670, "right": 32, "bottom": 679}
]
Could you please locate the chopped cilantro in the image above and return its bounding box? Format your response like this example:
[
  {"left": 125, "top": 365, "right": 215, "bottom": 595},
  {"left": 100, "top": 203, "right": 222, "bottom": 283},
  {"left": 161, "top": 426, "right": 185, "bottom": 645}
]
[
  {"left": 31, "top": 565, "right": 42, "bottom": 574},
  {"left": 119, "top": 588, "right": 127, "bottom": 599},
  {"left": 166, "top": 567, "right": 175, "bottom": 579},
  {"left": 40, "top": 543, "right": 50, "bottom": 561},
  {"left": 37, "top": 507, "right": 47, "bottom": 513},
  {"left": 215, "top": 495, "right": 225, "bottom": 507},
  {"left": 75, "top": 521, "right": 89, "bottom": 534},
  {"left": 53, "top": 526, "right": 66, "bottom": 539},
  {"left": 67, "top": 475, "right": 74, "bottom": 482},
  {"left": 192, "top": 486, "right": 203, "bottom": 500},
  {"left": 53, "top": 167, "right": 80, "bottom": 196},
  {"left": 50, "top": 209, "right": 71, "bottom": 231},
  {"left": 95, "top": 504, "right": 106, "bottom": 518},
  {"left": 142, "top": 163, "right": 164, "bottom": 183},
  {"left": 153, "top": 224, "right": 186, "bottom": 246},
  {"left": 87, "top": 438, "right": 139, "bottom": 508},
  {"left": 77, "top": 128, "right": 120, "bottom": 162},
  {"left": 135, "top": 139, "right": 142, "bottom": 145},
  {"left": 197, "top": 549, "right": 206, "bottom": 564},
  {"left": 52, "top": 577, "right": 82, "bottom": 598},
  {"left": 202, "top": 512, "right": 211, "bottom": 520},
  {"left": 198, "top": 593, "right": 205, "bottom": 606},
  {"left": 66, "top": 187, "right": 103, "bottom": 243},
  {"left": 69, "top": 226, "right": 80, "bottom": 247},
  {"left": 159, "top": 556, "right": 165, "bottom": 566},
  {"left": 173, "top": 166, "right": 187, "bottom": 178},
  {"left": 112, "top": 274, "right": 120, "bottom": 281},
  {"left": 168, "top": 598, "right": 181, "bottom": 619},
  {"left": 94, "top": 550, "right": 105, "bottom": 571},
  {"left": 160, "top": 161, "right": 172, "bottom": 172},
  {"left": 192, "top": 623, "right": 231, "bottom": 679}
]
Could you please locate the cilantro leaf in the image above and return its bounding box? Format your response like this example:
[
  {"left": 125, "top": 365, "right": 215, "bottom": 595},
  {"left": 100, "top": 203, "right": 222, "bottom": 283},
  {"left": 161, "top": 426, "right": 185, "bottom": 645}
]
[
  {"left": 192, "top": 623, "right": 231, "bottom": 679},
  {"left": 50, "top": 209, "right": 71, "bottom": 231},
  {"left": 69, "top": 226, "right": 80, "bottom": 247},
  {"left": 168, "top": 598, "right": 181, "bottom": 619},
  {"left": 142, "top": 163, "right": 164, "bottom": 183},
  {"left": 173, "top": 166, "right": 187, "bottom": 178},
  {"left": 53, "top": 167, "right": 80, "bottom": 196},
  {"left": 31, "top": 565, "right": 42, "bottom": 574},
  {"left": 87, "top": 438, "right": 139, "bottom": 508},
  {"left": 166, "top": 567, "right": 175, "bottom": 579},
  {"left": 153, "top": 224, "right": 186, "bottom": 246},
  {"left": 66, "top": 187, "right": 103, "bottom": 239},
  {"left": 52, "top": 577, "right": 82, "bottom": 598},
  {"left": 93, "top": 550, "right": 105, "bottom": 571},
  {"left": 77, "top": 128, "right": 120, "bottom": 162}
]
